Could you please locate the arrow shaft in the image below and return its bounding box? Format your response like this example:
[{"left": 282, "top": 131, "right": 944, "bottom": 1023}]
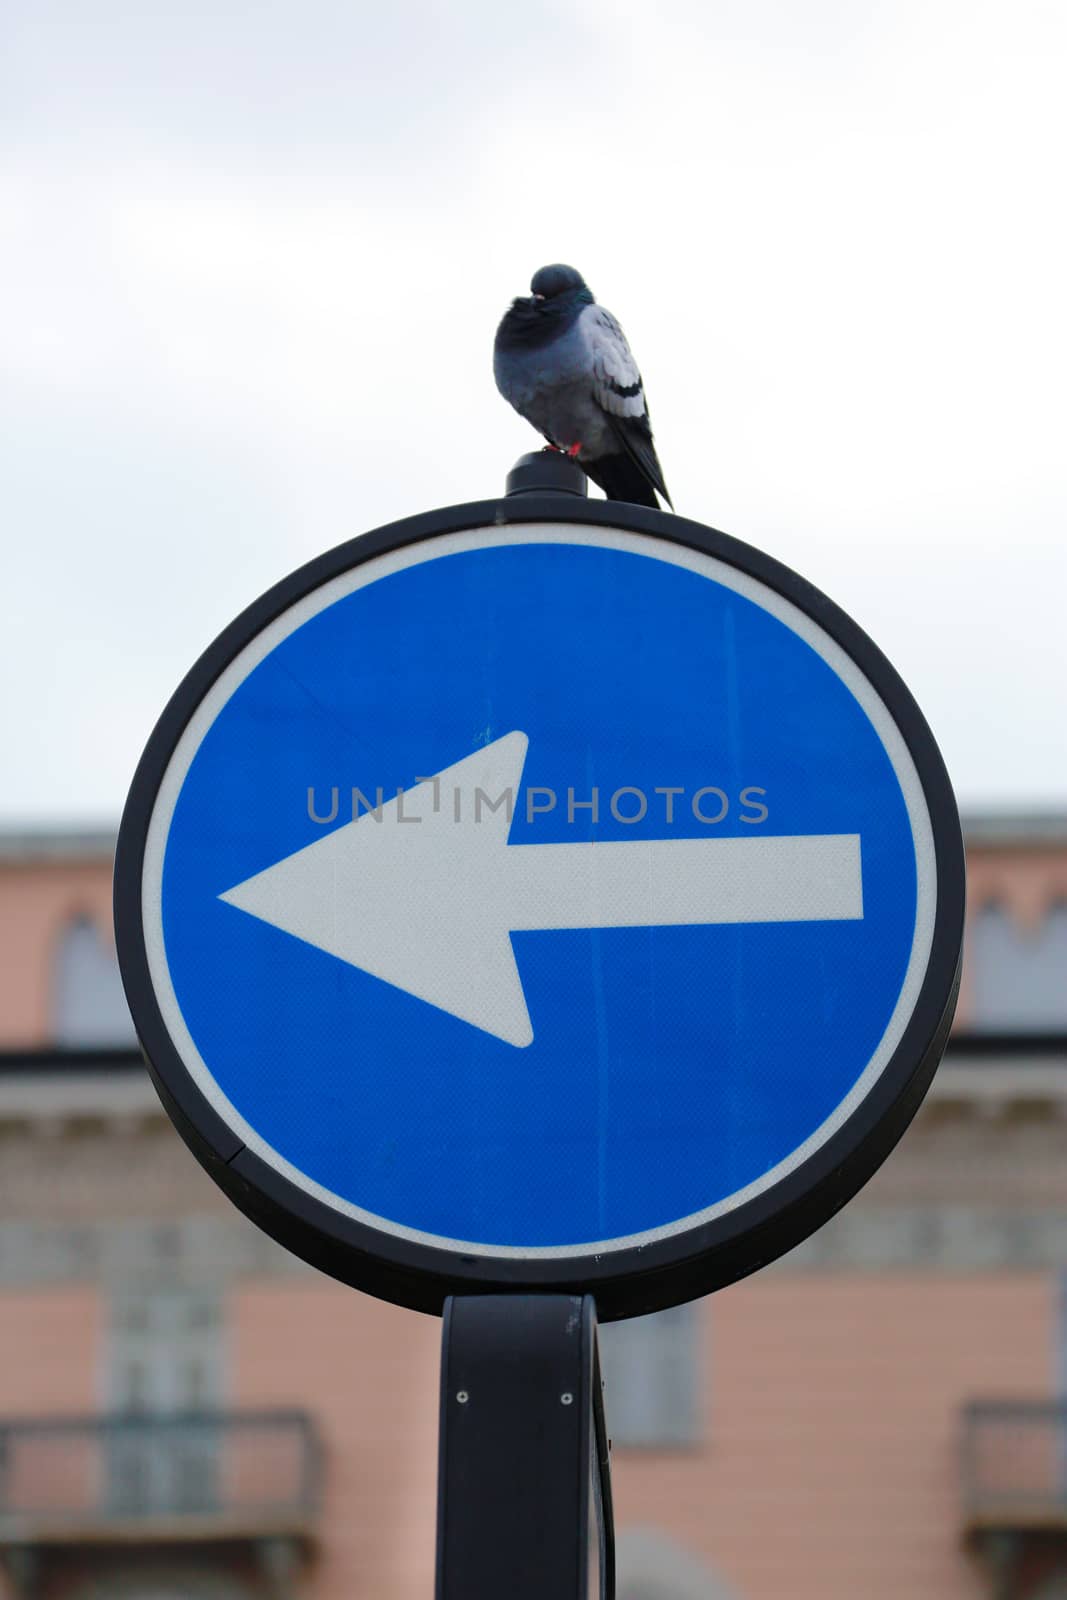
[
  {"left": 220, "top": 733, "right": 866, "bottom": 1047},
  {"left": 505, "top": 834, "right": 863, "bottom": 931}
]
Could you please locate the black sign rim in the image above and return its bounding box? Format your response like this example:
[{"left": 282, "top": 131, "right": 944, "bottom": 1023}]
[{"left": 114, "top": 493, "right": 965, "bottom": 1321}]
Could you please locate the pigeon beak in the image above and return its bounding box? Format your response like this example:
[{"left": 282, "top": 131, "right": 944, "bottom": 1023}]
[{"left": 532, "top": 293, "right": 545, "bottom": 302}]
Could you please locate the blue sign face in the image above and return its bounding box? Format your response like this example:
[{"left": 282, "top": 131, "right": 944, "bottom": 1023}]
[{"left": 140, "top": 523, "right": 937, "bottom": 1262}]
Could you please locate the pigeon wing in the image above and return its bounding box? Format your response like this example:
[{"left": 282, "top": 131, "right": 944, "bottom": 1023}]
[{"left": 584, "top": 307, "right": 672, "bottom": 508}]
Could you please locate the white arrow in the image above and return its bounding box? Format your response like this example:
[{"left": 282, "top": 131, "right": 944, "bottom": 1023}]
[{"left": 219, "top": 731, "right": 863, "bottom": 1048}]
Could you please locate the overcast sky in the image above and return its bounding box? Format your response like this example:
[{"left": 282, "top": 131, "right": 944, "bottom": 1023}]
[{"left": 2, "top": 0, "right": 1064, "bottom": 823}]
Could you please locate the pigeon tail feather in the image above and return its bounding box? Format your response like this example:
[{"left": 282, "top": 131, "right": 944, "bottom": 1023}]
[
  {"left": 583, "top": 449, "right": 663, "bottom": 509},
  {"left": 598, "top": 414, "right": 672, "bottom": 509}
]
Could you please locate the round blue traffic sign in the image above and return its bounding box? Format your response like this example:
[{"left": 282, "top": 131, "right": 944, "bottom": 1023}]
[{"left": 115, "top": 494, "right": 963, "bottom": 1316}]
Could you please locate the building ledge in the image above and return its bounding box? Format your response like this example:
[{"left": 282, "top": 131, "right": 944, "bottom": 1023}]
[
  {"left": 965, "top": 1511, "right": 1067, "bottom": 1540},
  {"left": 0, "top": 1037, "right": 1064, "bottom": 1132},
  {"left": 948, "top": 1032, "right": 1067, "bottom": 1057},
  {"left": 0, "top": 1065, "right": 160, "bottom": 1129},
  {"left": 929, "top": 1036, "right": 1067, "bottom": 1116},
  {"left": 0, "top": 1411, "right": 321, "bottom": 1565},
  {"left": 0, "top": 1513, "right": 316, "bottom": 1551},
  {"left": 0, "top": 1049, "right": 143, "bottom": 1075},
  {"left": 961, "top": 1399, "right": 1067, "bottom": 1545}
]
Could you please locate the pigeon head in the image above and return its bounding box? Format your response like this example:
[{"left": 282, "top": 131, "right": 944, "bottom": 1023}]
[
  {"left": 495, "top": 263, "right": 594, "bottom": 353},
  {"left": 530, "top": 263, "right": 590, "bottom": 301}
]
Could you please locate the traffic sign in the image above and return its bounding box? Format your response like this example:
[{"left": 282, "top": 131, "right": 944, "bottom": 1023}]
[{"left": 115, "top": 489, "right": 964, "bottom": 1317}]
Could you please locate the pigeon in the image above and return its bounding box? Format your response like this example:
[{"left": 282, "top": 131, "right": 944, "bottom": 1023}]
[{"left": 494, "top": 263, "right": 672, "bottom": 510}]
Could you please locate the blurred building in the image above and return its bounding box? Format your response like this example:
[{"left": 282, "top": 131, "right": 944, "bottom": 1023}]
[{"left": 0, "top": 817, "right": 1064, "bottom": 1600}]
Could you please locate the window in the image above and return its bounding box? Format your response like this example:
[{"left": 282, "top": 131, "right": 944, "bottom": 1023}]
[
  {"left": 598, "top": 1303, "right": 701, "bottom": 1447},
  {"left": 104, "top": 1287, "right": 225, "bottom": 1515},
  {"left": 107, "top": 1286, "right": 224, "bottom": 1413},
  {"left": 969, "top": 902, "right": 1067, "bottom": 1030},
  {"left": 53, "top": 915, "right": 137, "bottom": 1046},
  {"left": 615, "top": 1528, "right": 740, "bottom": 1600}
]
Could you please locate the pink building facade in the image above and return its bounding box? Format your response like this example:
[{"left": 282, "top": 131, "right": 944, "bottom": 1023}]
[{"left": 0, "top": 819, "right": 1065, "bottom": 1600}]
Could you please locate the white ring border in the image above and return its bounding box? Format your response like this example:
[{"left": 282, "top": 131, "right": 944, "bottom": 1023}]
[{"left": 143, "top": 522, "right": 937, "bottom": 1260}]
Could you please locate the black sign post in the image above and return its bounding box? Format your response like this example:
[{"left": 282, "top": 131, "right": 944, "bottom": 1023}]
[{"left": 436, "top": 1295, "right": 613, "bottom": 1600}]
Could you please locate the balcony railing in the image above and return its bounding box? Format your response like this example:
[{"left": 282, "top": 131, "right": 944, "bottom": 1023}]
[
  {"left": 0, "top": 1411, "right": 322, "bottom": 1547},
  {"left": 962, "top": 1400, "right": 1067, "bottom": 1533}
]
